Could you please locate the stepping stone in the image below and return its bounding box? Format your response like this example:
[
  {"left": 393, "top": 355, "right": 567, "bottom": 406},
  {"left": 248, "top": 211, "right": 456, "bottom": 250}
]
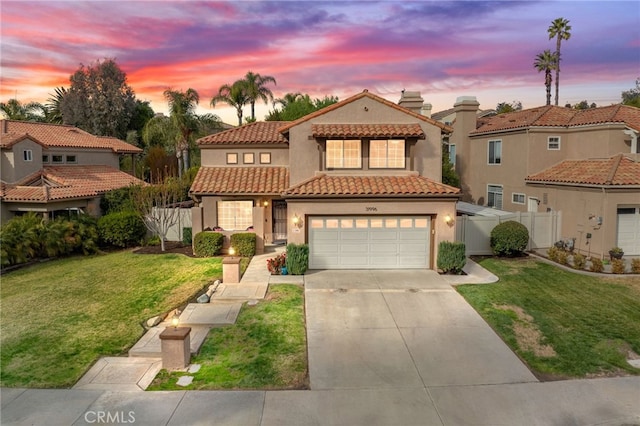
[
  {"left": 128, "top": 325, "right": 211, "bottom": 358},
  {"left": 210, "top": 283, "right": 268, "bottom": 301},
  {"left": 178, "top": 303, "right": 242, "bottom": 327},
  {"left": 176, "top": 376, "right": 194, "bottom": 387},
  {"left": 188, "top": 364, "right": 201, "bottom": 373}
]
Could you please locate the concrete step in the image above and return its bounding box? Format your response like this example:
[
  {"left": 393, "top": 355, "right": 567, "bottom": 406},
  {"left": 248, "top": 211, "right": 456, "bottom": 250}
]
[
  {"left": 177, "top": 302, "right": 242, "bottom": 327},
  {"left": 211, "top": 283, "right": 268, "bottom": 301}
]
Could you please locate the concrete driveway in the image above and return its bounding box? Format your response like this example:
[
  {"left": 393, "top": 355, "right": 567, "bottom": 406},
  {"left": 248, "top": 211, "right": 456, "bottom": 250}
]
[{"left": 304, "top": 269, "right": 537, "bottom": 390}]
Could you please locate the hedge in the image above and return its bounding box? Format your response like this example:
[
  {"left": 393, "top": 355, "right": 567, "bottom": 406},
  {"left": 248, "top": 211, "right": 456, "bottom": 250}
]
[
  {"left": 490, "top": 220, "right": 529, "bottom": 257},
  {"left": 193, "top": 232, "right": 224, "bottom": 257},
  {"left": 182, "top": 227, "right": 192, "bottom": 245},
  {"left": 230, "top": 233, "right": 256, "bottom": 257},
  {"left": 437, "top": 241, "right": 466, "bottom": 274},
  {"left": 97, "top": 211, "right": 146, "bottom": 248},
  {"left": 286, "top": 243, "right": 309, "bottom": 275}
]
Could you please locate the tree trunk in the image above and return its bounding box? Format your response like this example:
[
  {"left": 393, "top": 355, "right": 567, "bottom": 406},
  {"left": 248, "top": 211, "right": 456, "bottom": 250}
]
[
  {"left": 183, "top": 149, "right": 189, "bottom": 173},
  {"left": 160, "top": 236, "right": 166, "bottom": 252},
  {"left": 251, "top": 101, "right": 256, "bottom": 121},
  {"left": 546, "top": 71, "right": 552, "bottom": 106},
  {"left": 555, "top": 38, "right": 561, "bottom": 106},
  {"left": 237, "top": 110, "right": 243, "bottom": 126},
  {"left": 176, "top": 150, "right": 183, "bottom": 178}
]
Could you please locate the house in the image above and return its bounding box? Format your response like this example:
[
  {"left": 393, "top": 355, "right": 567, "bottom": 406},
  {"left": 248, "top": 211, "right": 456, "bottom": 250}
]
[
  {"left": 449, "top": 97, "right": 640, "bottom": 257},
  {"left": 1, "top": 120, "right": 143, "bottom": 221},
  {"left": 190, "top": 90, "right": 460, "bottom": 269}
]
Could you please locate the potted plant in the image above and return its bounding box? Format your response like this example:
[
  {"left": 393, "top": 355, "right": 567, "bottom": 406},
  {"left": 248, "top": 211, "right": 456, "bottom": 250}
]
[
  {"left": 266, "top": 253, "right": 286, "bottom": 275},
  {"left": 609, "top": 247, "right": 624, "bottom": 260}
]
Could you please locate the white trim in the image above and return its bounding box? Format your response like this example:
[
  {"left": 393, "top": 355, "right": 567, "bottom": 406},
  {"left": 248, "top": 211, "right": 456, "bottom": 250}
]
[
  {"left": 487, "top": 184, "right": 503, "bottom": 209},
  {"left": 547, "top": 136, "right": 561, "bottom": 150},
  {"left": 487, "top": 139, "right": 502, "bottom": 165},
  {"left": 23, "top": 149, "right": 33, "bottom": 162},
  {"left": 512, "top": 192, "right": 526, "bottom": 205}
]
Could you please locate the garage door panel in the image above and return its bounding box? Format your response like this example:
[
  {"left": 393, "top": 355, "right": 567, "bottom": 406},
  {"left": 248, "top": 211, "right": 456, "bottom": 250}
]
[
  {"left": 617, "top": 207, "right": 640, "bottom": 255},
  {"left": 309, "top": 216, "right": 431, "bottom": 269}
]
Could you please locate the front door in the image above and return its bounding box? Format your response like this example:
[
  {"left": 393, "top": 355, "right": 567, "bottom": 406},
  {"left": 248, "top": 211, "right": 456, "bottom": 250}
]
[
  {"left": 272, "top": 200, "right": 287, "bottom": 243},
  {"left": 528, "top": 197, "right": 539, "bottom": 213}
]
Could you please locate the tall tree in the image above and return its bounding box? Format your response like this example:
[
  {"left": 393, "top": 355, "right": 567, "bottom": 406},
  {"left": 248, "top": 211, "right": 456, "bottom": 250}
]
[
  {"left": 533, "top": 50, "right": 557, "bottom": 106},
  {"left": 164, "top": 88, "right": 200, "bottom": 176},
  {"left": 275, "top": 92, "right": 303, "bottom": 109},
  {"left": 621, "top": 78, "right": 640, "bottom": 108},
  {"left": 265, "top": 94, "right": 339, "bottom": 121},
  {"left": 495, "top": 101, "right": 523, "bottom": 114},
  {"left": 243, "top": 71, "right": 277, "bottom": 121},
  {"left": 548, "top": 17, "right": 572, "bottom": 106},
  {"left": 60, "top": 58, "right": 136, "bottom": 138},
  {"left": 211, "top": 80, "right": 249, "bottom": 126},
  {"left": 0, "top": 98, "right": 46, "bottom": 121},
  {"left": 45, "top": 87, "right": 67, "bottom": 124}
]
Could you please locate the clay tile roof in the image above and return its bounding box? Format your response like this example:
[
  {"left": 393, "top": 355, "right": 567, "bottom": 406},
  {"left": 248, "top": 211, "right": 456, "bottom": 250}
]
[
  {"left": 285, "top": 174, "right": 460, "bottom": 197},
  {"left": 0, "top": 120, "right": 142, "bottom": 153},
  {"left": 0, "top": 132, "right": 37, "bottom": 148},
  {"left": 278, "top": 90, "right": 452, "bottom": 134},
  {"left": 189, "top": 167, "right": 289, "bottom": 195},
  {"left": 1, "top": 165, "right": 145, "bottom": 202},
  {"left": 311, "top": 123, "right": 425, "bottom": 139},
  {"left": 472, "top": 104, "right": 640, "bottom": 134},
  {"left": 198, "top": 121, "right": 289, "bottom": 146},
  {"left": 525, "top": 154, "right": 640, "bottom": 187}
]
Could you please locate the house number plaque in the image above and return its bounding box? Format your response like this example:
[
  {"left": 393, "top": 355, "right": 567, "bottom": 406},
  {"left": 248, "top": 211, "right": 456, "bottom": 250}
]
[{"left": 366, "top": 207, "right": 378, "bottom": 212}]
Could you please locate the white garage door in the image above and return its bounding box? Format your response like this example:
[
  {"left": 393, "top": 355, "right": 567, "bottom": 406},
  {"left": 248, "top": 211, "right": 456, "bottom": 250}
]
[
  {"left": 309, "top": 216, "right": 431, "bottom": 269},
  {"left": 617, "top": 207, "right": 640, "bottom": 255}
]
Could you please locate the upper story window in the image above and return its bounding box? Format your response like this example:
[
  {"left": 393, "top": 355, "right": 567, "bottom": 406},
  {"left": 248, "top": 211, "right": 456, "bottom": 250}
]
[
  {"left": 488, "top": 139, "right": 502, "bottom": 164},
  {"left": 42, "top": 155, "right": 49, "bottom": 163},
  {"left": 226, "top": 153, "right": 238, "bottom": 164},
  {"left": 66, "top": 155, "right": 77, "bottom": 163},
  {"left": 243, "top": 153, "right": 254, "bottom": 164},
  {"left": 52, "top": 155, "right": 63, "bottom": 164},
  {"left": 369, "top": 139, "right": 405, "bottom": 168},
  {"left": 547, "top": 136, "right": 560, "bottom": 150},
  {"left": 326, "top": 139, "right": 361, "bottom": 169},
  {"left": 260, "top": 152, "right": 271, "bottom": 164},
  {"left": 23, "top": 149, "right": 33, "bottom": 161}
]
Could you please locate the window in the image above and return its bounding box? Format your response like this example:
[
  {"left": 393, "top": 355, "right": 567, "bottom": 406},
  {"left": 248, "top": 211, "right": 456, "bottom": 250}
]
[
  {"left": 487, "top": 185, "right": 503, "bottom": 209},
  {"left": 52, "top": 155, "right": 63, "bottom": 164},
  {"left": 548, "top": 136, "right": 560, "bottom": 150},
  {"left": 66, "top": 155, "right": 77, "bottom": 163},
  {"left": 369, "top": 139, "right": 405, "bottom": 168},
  {"left": 488, "top": 140, "right": 501, "bottom": 164},
  {"left": 448, "top": 144, "right": 456, "bottom": 167},
  {"left": 226, "top": 153, "right": 238, "bottom": 164},
  {"left": 217, "top": 200, "right": 252, "bottom": 230},
  {"left": 326, "top": 139, "right": 361, "bottom": 168},
  {"left": 260, "top": 152, "right": 271, "bottom": 164},
  {"left": 23, "top": 150, "right": 33, "bottom": 161},
  {"left": 243, "top": 153, "right": 254, "bottom": 164},
  {"left": 42, "top": 155, "right": 49, "bottom": 163},
  {"left": 512, "top": 193, "right": 526, "bottom": 204}
]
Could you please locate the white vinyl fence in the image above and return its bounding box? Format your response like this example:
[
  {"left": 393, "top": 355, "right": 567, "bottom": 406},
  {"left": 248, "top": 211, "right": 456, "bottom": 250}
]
[
  {"left": 455, "top": 211, "right": 561, "bottom": 255},
  {"left": 150, "top": 207, "right": 192, "bottom": 242}
]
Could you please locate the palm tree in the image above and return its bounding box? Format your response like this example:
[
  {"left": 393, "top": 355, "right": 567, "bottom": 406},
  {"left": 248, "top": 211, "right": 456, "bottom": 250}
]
[
  {"left": 211, "top": 80, "right": 249, "bottom": 126},
  {"left": 46, "top": 87, "right": 67, "bottom": 124},
  {"left": 548, "top": 17, "right": 571, "bottom": 106},
  {"left": 163, "top": 88, "right": 201, "bottom": 177},
  {"left": 243, "top": 71, "right": 277, "bottom": 121},
  {"left": 0, "top": 98, "right": 46, "bottom": 121},
  {"left": 275, "top": 92, "right": 303, "bottom": 109},
  {"left": 534, "top": 50, "right": 558, "bottom": 106}
]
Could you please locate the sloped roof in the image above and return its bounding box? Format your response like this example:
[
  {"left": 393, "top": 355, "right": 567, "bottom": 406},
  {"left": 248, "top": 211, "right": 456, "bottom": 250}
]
[
  {"left": 311, "top": 123, "right": 424, "bottom": 139},
  {"left": 189, "top": 167, "right": 289, "bottom": 195},
  {"left": 0, "top": 120, "right": 142, "bottom": 153},
  {"left": 278, "top": 90, "right": 452, "bottom": 134},
  {"left": 197, "top": 121, "right": 289, "bottom": 146},
  {"left": 0, "top": 165, "right": 144, "bottom": 202},
  {"left": 471, "top": 104, "right": 640, "bottom": 135},
  {"left": 525, "top": 154, "right": 640, "bottom": 187},
  {"left": 284, "top": 174, "right": 460, "bottom": 197}
]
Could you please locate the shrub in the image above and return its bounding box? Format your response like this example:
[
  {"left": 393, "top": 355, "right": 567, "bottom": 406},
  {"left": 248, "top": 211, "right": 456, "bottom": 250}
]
[
  {"left": 182, "top": 227, "right": 192, "bottom": 245},
  {"left": 267, "top": 253, "right": 287, "bottom": 274},
  {"left": 632, "top": 258, "right": 640, "bottom": 274},
  {"left": 590, "top": 258, "right": 604, "bottom": 273},
  {"left": 547, "top": 246, "right": 559, "bottom": 262},
  {"left": 98, "top": 211, "right": 146, "bottom": 248},
  {"left": 0, "top": 213, "right": 41, "bottom": 266},
  {"left": 230, "top": 233, "right": 256, "bottom": 257},
  {"left": 572, "top": 253, "right": 586, "bottom": 270},
  {"left": 100, "top": 186, "right": 137, "bottom": 215},
  {"left": 556, "top": 250, "right": 569, "bottom": 266},
  {"left": 611, "top": 259, "right": 626, "bottom": 274},
  {"left": 70, "top": 215, "right": 99, "bottom": 255},
  {"left": 437, "top": 241, "right": 466, "bottom": 274},
  {"left": 490, "top": 221, "right": 529, "bottom": 257},
  {"left": 286, "top": 243, "right": 309, "bottom": 275},
  {"left": 193, "top": 232, "right": 223, "bottom": 257}
]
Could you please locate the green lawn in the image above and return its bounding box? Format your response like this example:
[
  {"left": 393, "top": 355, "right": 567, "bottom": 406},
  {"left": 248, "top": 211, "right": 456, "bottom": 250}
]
[
  {"left": 457, "top": 257, "right": 640, "bottom": 379},
  {"left": 0, "top": 251, "right": 222, "bottom": 388},
  {"left": 149, "top": 284, "right": 307, "bottom": 390}
]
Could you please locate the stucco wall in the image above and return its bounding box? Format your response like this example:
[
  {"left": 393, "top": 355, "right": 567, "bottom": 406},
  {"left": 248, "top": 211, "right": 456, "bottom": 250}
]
[
  {"left": 43, "top": 148, "right": 119, "bottom": 168},
  {"left": 200, "top": 146, "right": 289, "bottom": 167},
  {"left": 4, "top": 139, "right": 43, "bottom": 182},
  {"left": 286, "top": 198, "right": 457, "bottom": 269}
]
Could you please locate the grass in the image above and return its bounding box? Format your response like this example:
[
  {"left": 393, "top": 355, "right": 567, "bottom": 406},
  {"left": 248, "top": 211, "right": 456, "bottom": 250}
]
[
  {"left": 457, "top": 257, "right": 640, "bottom": 379},
  {"left": 0, "top": 251, "right": 222, "bottom": 388},
  {"left": 148, "top": 284, "right": 307, "bottom": 390}
]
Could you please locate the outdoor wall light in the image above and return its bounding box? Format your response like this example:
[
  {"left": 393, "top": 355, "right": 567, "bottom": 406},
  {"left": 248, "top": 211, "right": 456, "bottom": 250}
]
[
  {"left": 444, "top": 214, "right": 455, "bottom": 226},
  {"left": 263, "top": 200, "right": 269, "bottom": 207},
  {"left": 292, "top": 214, "right": 303, "bottom": 228}
]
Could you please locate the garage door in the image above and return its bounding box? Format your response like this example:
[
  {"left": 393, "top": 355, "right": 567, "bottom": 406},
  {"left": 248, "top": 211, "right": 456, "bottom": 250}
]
[
  {"left": 309, "top": 216, "right": 431, "bottom": 269},
  {"left": 617, "top": 207, "right": 640, "bottom": 255}
]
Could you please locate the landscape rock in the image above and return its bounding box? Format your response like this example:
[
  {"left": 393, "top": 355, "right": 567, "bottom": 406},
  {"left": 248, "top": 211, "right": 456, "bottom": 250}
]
[
  {"left": 146, "top": 316, "right": 163, "bottom": 327},
  {"left": 196, "top": 294, "right": 210, "bottom": 303}
]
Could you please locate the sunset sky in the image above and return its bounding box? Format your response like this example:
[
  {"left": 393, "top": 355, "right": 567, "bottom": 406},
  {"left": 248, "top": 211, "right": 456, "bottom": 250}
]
[{"left": 1, "top": 1, "right": 638, "bottom": 124}]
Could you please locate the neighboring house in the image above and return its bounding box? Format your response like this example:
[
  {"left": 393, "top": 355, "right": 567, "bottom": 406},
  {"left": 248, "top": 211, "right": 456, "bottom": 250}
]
[
  {"left": 190, "top": 90, "right": 460, "bottom": 269},
  {"left": 450, "top": 97, "right": 640, "bottom": 257},
  {"left": 1, "top": 120, "right": 143, "bottom": 221}
]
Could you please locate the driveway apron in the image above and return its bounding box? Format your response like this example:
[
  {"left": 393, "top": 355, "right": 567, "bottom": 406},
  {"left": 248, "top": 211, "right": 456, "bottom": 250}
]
[{"left": 304, "top": 270, "right": 537, "bottom": 390}]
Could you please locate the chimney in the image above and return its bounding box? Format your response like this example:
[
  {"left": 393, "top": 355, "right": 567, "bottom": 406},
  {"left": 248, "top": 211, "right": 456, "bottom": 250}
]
[
  {"left": 398, "top": 90, "right": 424, "bottom": 115},
  {"left": 450, "top": 96, "right": 480, "bottom": 202},
  {"left": 421, "top": 103, "right": 432, "bottom": 118}
]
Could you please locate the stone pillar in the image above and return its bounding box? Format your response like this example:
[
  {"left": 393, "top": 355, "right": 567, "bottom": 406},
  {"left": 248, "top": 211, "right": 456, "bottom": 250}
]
[
  {"left": 159, "top": 327, "right": 191, "bottom": 371},
  {"left": 223, "top": 257, "right": 241, "bottom": 283}
]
